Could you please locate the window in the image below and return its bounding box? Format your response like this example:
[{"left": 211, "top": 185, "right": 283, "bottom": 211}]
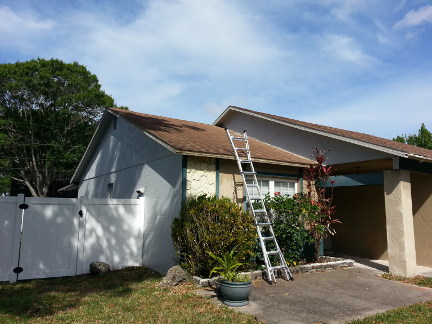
[{"left": 251, "top": 177, "right": 297, "bottom": 197}]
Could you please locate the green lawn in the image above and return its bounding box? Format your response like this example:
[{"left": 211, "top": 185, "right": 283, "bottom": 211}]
[
  {"left": 348, "top": 274, "right": 432, "bottom": 324},
  {"left": 3, "top": 268, "right": 432, "bottom": 324},
  {"left": 0, "top": 267, "right": 260, "bottom": 324}
]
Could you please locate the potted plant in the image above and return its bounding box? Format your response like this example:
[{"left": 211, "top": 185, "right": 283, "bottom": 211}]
[{"left": 208, "top": 248, "right": 252, "bottom": 307}]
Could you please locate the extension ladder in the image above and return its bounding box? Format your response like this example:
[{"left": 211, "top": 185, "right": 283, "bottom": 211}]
[{"left": 226, "top": 129, "right": 293, "bottom": 283}]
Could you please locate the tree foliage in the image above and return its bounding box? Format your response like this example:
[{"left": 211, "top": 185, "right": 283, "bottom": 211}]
[
  {"left": 0, "top": 58, "right": 115, "bottom": 196},
  {"left": 393, "top": 123, "right": 432, "bottom": 150}
]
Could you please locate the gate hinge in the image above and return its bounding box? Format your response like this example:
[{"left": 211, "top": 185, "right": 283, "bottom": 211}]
[{"left": 19, "top": 203, "right": 29, "bottom": 210}]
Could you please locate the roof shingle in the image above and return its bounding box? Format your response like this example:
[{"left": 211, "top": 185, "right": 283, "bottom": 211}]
[{"left": 109, "top": 108, "right": 314, "bottom": 166}]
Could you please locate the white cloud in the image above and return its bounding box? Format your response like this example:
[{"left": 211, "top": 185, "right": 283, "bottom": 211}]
[
  {"left": 321, "top": 34, "right": 377, "bottom": 66},
  {"left": 32, "top": 0, "right": 286, "bottom": 114},
  {"left": 394, "top": 5, "right": 432, "bottom": 29},
  {"left": 323, "top": 0, "right": 370, "bottom": 20},
  {"left": 0, "top": 5, "right": 55, "bottom": 53}
]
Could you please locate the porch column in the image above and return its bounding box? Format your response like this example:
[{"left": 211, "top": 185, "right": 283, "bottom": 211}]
[{"left": 383, "top": 170, "right": 417, "bottom": 277}]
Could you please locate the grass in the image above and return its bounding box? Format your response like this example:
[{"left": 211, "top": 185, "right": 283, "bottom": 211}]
[
  {"left": 0, "top": 266, "right": 260, "bottom": 324},
  {"left": 380, "top": 274, "right": 432, "bottom": 288},
  {"left": 348, "top": 301, "right": 432, "bottom": 324},
  {"left": 347, "top": 274, "right": 432, "bottom": 324}
]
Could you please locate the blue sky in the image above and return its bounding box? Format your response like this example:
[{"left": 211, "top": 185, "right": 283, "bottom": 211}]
[{"left": 1, "top": 0, "right": 432, "bottom": 139}]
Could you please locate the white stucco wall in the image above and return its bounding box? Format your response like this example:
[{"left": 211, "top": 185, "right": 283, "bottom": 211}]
[
  {"left": 186, "top": 156, "right": 216, "bottom": 197},
  {"left": 221, "top": 112, "right": 391, "bottom": 165},
  {"left": 78, "top": 116, "right": 183, "bottom": 273}
]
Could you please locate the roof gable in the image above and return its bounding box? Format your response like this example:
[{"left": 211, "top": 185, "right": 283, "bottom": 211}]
[{"left": 214, "top": 106, "right": 432, "bottom": 161}]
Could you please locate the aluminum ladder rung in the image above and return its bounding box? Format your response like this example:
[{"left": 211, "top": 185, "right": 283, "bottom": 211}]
[
  {"left": 242, "top": 171, "right": 256, "bottom": 175},
  {"left": 257, "top": 222, "right": 272, "bottom": 226},
  {"left": 226, "top": 128, "right": 293, "bottom": 283},
  {"left": 250, "top": 194, "right": 263, "bottom": 199},
  {"left": 262, "top": 236, "right": 275, "bottom": 241},
  {"left": 266, "top": 250, "right": 281, "bottom": 255}
]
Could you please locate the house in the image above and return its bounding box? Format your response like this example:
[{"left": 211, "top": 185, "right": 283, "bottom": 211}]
[
  {"left": 215, "top": 106, "right": 432, "bottom": 277},
  {"left": 70, "top": 108, "right": 313, "bottom": 273},
  {"left": 72, "top": 106, "right": 432, "bottom": 277}
]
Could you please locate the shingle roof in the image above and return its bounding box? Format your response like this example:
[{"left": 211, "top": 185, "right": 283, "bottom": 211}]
[
  {"left": 109, "top": 108, "right": 313, "bottom": 166},
  {"left": 218, "top": 106, "right": 432, "bottom": 161}
]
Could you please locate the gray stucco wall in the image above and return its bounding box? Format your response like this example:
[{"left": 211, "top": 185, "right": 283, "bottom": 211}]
[
  {"left": 78, "top": 116, "right": 182, "bottom": 273},
  {"left": 222, "top": 112, "right": 390, "bottom": 165}
]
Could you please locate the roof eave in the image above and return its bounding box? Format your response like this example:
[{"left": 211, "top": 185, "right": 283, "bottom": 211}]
[{"left": 177, "top": 150, "right": 311, "bottom": 167}]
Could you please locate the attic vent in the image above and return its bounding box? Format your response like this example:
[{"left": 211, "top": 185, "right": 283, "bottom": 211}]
[{"left": 113, "top": 117, "right": 117, "bottom": 130}]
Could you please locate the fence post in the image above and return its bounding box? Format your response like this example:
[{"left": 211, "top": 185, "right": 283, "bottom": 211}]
[
  {"left": 9, "top": 194, "right": 25, "bottom": 283},
  {"left": 139, "top": 197, "right": 145, "bottom": 266}
]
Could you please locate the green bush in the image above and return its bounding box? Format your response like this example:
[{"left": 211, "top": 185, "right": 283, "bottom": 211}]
[
  {"left": 172, "top": 195, "right": 256, "bottom": 277},
  {"left": 263, "top": 193, "right": 316, "bottom": 264}
]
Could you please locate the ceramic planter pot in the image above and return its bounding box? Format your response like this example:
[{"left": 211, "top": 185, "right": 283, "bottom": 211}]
[{"left": 219, "top": 280, "right": 252, "bottom": 307}]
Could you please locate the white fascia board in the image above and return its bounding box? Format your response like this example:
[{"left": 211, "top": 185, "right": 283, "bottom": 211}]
[
  {"left": 212, "top": 106, "right": 231, "bottom": 126},
  {"left": 70, "top": 111, "right": 112, "bottom": 182},
  {"left": 224, "top": 107, "right": 432, "bottom": 162}
]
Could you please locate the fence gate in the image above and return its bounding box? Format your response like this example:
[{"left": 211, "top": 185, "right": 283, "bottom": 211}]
[{"left": 18, "top": 197, "right": 81, "bottom": 281}]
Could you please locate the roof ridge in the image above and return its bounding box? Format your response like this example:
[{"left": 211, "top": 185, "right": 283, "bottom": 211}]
[{"left": 109, "top": 107, "right": 219, "bottom": 129}]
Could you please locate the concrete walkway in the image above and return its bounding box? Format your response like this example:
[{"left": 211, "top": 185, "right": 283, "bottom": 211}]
[
  {"left": 344, "top": 255, "right": 432, "bottom": 278},
  {"left": 200, "top": 262, "right": 432, "bottom": 324}
]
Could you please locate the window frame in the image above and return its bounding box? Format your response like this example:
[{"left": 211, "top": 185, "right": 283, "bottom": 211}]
[{"left": 254, "top": 176, "right": 298, "bottom": 198}]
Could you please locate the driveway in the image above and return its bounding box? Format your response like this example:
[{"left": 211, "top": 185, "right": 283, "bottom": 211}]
[{"left": 200, "top": 266, "right": 432, "bottom": 324}]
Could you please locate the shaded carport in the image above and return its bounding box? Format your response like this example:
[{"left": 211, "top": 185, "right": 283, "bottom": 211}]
[{"left": 329, "top": 157, "right": 432, "bottom": 277}]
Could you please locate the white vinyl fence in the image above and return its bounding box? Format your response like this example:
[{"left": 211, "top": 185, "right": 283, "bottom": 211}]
[{"left": 0, "top": 195, "right": 144, "bottom": 283}]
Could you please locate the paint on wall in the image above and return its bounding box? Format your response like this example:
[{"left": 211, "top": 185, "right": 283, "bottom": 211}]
[
  {"left": 411, "top": 172, "right": 432, "bottom": 267},
  {"left": 331, "top": 185, "right": 388, "bottom": 260}
]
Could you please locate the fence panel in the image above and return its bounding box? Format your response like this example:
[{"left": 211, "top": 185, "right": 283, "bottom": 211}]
[
  {"left": 18, "top": 198, "right": 80, "bottom": 280},
  {"left": 82, "top": 198, "right": 144, "bottom": 273},
  {"left": 0, "top": 196, "right": 20, "bottom": 281}
]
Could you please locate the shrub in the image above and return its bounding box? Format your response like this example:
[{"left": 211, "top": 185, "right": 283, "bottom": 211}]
[
  {"left": 263, "top": 193, "right": 316, "bottom": 264},
  {"left": 172, "top": 195, "right": 256, "bottom": 277}
]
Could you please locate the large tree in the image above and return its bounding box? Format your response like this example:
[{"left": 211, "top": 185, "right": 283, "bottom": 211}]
[
  {"left": 0, "top": 58, "right": 115, "bottom": 197},
  {"left": 393, "top": 123, "right": 432, "bottom": 150}
]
